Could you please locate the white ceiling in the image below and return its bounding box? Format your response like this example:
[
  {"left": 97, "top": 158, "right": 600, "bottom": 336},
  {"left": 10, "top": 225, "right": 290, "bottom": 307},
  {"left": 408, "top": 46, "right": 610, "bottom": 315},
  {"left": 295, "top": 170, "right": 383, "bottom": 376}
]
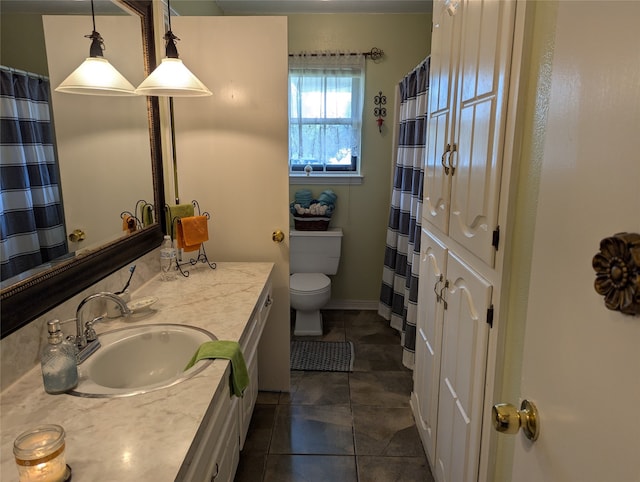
[
  {"left": 213, "top": 0, "right": 432, "bottom": 14},
  {"left": 1, "top": 0, "right": 432, "bottom": 15},
  {"left": 0, "top": 0, "right": 125, "bottom": 15}
]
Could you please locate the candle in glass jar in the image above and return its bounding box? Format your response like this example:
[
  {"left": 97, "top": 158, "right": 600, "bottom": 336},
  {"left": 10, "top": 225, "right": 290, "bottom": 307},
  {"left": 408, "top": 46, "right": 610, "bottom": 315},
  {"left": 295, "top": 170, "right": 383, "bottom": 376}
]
[{"left": 13, "top": 425, "right": 67, "bottom": 482}]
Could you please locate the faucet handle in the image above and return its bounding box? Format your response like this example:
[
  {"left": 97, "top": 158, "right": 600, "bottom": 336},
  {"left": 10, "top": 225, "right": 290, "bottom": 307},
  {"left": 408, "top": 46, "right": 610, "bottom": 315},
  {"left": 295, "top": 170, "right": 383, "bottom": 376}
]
[{"left": 84, "top": 316, "right": 104, "bottom": 342}]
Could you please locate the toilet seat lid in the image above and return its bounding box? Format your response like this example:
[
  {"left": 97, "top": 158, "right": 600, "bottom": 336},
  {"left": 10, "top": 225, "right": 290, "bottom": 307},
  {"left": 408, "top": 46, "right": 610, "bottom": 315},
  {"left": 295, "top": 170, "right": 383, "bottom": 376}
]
[{"left": 290, "top": 273, "right": 330, "bottom": 293}]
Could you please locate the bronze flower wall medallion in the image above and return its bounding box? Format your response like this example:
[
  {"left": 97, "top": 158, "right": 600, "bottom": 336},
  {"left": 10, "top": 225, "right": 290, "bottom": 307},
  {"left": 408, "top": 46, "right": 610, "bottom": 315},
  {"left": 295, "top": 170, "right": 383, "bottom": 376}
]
[{"left": 592, "top": 232, "right": 640, "bottom": 316}]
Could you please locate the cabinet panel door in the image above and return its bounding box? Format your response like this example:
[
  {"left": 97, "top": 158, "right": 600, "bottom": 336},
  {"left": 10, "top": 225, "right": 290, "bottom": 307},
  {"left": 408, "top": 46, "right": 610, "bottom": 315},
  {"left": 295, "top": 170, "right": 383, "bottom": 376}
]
[
  {"left": 414, "top": 229, "right": 448, "bottom": 464},
  {"left": 448, "top": 0, "right": 516, "bottom": 265},
  {"left": 423, "top": 0, "right": 461, "bottom": 231},
  {"left": 435, "top": 252, "right": 491, "bottom": 482},
  {"left": 424, "top": 105, "right": 452, "bottom": 232}
]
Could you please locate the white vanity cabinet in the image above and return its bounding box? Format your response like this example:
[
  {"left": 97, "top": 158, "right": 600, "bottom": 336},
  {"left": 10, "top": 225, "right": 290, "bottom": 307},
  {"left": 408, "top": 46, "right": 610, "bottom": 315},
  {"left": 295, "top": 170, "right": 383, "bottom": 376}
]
[
  {"left": 176, "top": 366, "right": 240, "bottom": 482},
  {"left": 0, "top": 263, "right": 276, "bottom": 482},
  {"left": 238, "top": 282, "right": 273, "bottom": 448},
  {"left": 175, "top": 280, "right": 273, "bottom": 482}
]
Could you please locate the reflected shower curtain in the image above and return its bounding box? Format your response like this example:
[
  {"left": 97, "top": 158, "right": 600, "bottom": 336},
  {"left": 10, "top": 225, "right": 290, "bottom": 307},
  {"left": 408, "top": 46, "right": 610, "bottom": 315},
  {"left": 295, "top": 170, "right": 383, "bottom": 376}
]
[
  {"left": 379, "top": 58, "right": 430, "bottom": 369},
  {"left": 0, "top": 68, "right": 67, "bottom": 281}
]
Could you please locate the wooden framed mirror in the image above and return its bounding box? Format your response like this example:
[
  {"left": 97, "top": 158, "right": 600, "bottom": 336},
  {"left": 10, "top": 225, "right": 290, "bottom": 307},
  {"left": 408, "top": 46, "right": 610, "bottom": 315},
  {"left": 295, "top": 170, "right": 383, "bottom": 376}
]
[{"left": 0, "top": 0, "right": 165, "bottom": 338}]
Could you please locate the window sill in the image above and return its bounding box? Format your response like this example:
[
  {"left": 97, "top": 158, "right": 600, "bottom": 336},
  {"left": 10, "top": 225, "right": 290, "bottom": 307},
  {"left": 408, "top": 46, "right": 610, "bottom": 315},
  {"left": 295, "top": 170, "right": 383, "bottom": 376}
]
[{"left": 289, "top": 174, "right": 364, "bottom": 185}]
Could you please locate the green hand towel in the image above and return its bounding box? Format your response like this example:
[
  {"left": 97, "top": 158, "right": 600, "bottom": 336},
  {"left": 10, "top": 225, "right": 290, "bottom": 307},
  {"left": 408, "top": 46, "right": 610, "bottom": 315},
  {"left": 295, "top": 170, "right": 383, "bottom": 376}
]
[
  {"left": 184, "top": 341, "right": 249, "bottom": 398},
  {"left": 165, "top": 203, "right": 195, "bottom": 238},
  {"left": 141, "top": 203, "right": 154, "bottom": 227}
]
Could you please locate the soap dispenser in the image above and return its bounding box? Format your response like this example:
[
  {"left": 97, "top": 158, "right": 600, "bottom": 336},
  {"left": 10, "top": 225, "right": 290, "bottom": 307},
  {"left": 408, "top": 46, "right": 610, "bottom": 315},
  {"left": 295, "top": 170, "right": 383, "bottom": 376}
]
[{"left": 41, "top": 320, "right": 78, "bottom": 394}]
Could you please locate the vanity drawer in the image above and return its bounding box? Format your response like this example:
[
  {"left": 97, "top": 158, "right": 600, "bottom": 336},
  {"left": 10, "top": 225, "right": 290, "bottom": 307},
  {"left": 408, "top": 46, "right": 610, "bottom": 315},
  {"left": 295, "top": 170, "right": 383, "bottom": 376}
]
[
  {"left": 197, "top": 397, "right": 240, "bottom": 482},
  {"left": 238, "top": 340, "right": 259, "bottom": 448},
  {"left": 176, "top": 365, "right": 237, "bottom": 481},
  {"left": 258, "top": 281, "right": 273, "bottom": 325},
  {"left": 239, "top": 281, "right": 271, "bottom": 355},
  {"left": 237, "top": 281, "right": 271, "bottom": 448}
]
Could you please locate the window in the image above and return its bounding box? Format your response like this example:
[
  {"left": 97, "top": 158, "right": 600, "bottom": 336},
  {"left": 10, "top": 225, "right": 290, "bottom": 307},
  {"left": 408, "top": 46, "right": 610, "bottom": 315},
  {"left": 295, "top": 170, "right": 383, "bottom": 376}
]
[{"left": 289, "top": 53, "right": 365, "bottom": 176}]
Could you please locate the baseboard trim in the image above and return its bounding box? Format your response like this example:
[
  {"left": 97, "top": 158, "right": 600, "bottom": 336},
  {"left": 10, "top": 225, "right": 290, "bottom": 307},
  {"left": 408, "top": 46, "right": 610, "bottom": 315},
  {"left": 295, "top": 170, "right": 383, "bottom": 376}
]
[{"left": 324, "top": 300, "right": 380, "bottom": 311}]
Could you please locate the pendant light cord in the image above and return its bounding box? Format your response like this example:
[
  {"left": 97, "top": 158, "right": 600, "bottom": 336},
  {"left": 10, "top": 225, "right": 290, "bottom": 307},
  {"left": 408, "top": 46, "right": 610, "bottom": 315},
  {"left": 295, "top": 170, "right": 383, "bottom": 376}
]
[
  {"left": 167, "top": 0, "right": 172, "bottom": 31},
  {"left": 84, "top": 0, "right": 104, "bottom": 58},
  {"left": 90, "top": 0, "right": 96, "bottom": 31},
  {"left": 164, "top": 0, "right": 180, "bottom": 58}
]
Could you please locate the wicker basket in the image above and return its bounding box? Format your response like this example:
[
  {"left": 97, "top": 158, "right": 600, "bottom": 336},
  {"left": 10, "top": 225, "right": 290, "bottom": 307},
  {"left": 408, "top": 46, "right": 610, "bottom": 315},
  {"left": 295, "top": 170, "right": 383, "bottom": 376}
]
[{"left": 293, "top": 216, "right": 331, "bottom": 231}]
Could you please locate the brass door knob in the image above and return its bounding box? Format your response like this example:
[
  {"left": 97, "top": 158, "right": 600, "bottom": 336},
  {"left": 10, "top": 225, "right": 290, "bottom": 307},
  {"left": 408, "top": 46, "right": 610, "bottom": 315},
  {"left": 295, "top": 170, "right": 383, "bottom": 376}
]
[
  {"left": 272, "top": 230, "right": 285, "bottom": 243},
  {"left": 492, "top": 399, "right": 540, "bottom": 441},
  {"left": 68, "top": 229, "right": 86, "bottom": 242}
]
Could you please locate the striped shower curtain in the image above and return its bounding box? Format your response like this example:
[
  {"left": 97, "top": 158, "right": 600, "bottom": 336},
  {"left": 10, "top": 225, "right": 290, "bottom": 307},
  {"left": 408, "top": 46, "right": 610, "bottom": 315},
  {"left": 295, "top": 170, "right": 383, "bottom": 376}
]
[
  {"left": 0, "top": 68, "right": 67, "bottom": 281},
  {"left": 379, "top": 57, "right": 430, "bottom": 369}
]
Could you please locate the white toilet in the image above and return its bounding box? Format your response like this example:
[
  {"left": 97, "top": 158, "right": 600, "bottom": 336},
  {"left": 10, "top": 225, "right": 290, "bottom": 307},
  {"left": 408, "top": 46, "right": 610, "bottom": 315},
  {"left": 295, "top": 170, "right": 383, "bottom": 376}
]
[{"left": 289, "top": 228, "right": 343, "bottom": 336}]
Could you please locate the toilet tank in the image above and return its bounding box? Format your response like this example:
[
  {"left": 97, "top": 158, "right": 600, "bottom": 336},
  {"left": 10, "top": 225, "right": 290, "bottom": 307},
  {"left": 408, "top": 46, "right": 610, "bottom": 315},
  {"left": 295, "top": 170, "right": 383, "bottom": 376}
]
[{"left": 290, "top": 228, "right": 343, "bottom": 274}]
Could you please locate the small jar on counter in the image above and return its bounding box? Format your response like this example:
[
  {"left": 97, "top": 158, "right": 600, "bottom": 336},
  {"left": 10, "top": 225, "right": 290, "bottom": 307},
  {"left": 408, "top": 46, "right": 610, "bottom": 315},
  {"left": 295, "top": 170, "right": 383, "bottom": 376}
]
[{"left": 13, "top": 424, "right": 68, "bottom": 481}]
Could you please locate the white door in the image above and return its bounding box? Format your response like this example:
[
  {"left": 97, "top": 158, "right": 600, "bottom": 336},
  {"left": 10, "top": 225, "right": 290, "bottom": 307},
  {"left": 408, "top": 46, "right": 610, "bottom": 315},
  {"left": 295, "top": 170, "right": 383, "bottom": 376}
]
[
  {"left": 436, "top": 252, "right": 492, "bottom": 482},
  {"left": 414, "top": 228, "right": 449, "bottom": 463},
  {"left": 510, "top": 2, "right": 640, "bottom": 481},
  {"left": 171, "top": 17, "right": 290, "bottom": 391}
]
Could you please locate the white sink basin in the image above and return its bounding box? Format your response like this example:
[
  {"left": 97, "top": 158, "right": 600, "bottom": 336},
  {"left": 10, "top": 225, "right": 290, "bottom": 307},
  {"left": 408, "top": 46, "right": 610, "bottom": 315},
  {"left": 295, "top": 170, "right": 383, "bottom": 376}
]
[{"left": 69, "top": 324, "right": 216, "bottom": 398}]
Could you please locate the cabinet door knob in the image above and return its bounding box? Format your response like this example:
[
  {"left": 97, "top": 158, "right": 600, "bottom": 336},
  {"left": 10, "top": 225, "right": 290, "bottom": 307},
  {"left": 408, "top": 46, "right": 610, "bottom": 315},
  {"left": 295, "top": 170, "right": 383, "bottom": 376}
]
[
  {"left": 448, "top": 143, "right": 457, "bottom": 176},
  {"left": 210, "top": 462, "right": 219, "bottom": 481},
  {"left": 433, "top": 274, "right": 445, "bottom": 303},
  {"left": 441, "top": 144, "right": 452, "bottom": 175},
  {"left": 272, "top": 230, "right": 285, "bottom": 243}
]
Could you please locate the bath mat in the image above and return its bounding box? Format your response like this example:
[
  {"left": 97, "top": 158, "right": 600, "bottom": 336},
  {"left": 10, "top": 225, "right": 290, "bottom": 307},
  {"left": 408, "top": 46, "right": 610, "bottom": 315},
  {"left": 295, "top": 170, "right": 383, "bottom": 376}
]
[{"left": 290, "top": 340, "right": 354, "bottom": 372}]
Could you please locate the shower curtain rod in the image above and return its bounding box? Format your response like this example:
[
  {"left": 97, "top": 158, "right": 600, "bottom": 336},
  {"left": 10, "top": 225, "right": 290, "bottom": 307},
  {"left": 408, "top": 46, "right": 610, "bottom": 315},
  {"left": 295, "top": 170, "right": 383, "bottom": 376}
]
[
  {"left": 0, "top": 65, "right": 49, "bottom": 81},
  {"left": 289, "top": 47, "right": 384, "bottom": 60}
]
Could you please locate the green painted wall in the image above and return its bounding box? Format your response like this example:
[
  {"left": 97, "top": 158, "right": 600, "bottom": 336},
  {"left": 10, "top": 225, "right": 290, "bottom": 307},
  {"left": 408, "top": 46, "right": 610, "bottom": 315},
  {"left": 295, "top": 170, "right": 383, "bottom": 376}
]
[
  {"left": 1, "top": 13, "right": 49, "bottom": 75},
  {"left": 287, "top": 14, "right": 431, "bottom": 305}
]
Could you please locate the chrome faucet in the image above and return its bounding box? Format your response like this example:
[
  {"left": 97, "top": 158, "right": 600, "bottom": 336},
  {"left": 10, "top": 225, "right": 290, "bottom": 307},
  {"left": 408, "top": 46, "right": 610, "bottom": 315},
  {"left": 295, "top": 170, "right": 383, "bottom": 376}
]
[{"left": 74, "top": 292, "right": 132, "bottom": 362}]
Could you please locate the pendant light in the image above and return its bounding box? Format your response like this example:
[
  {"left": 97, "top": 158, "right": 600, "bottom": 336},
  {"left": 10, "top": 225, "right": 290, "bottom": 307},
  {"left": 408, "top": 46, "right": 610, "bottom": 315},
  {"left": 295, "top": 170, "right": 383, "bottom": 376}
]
[
  {"left": 135, "top": 0, "right": 211, "bottom": 97},
  {"left": 55, "top": 0, "right": 136, "bottom": 96}
]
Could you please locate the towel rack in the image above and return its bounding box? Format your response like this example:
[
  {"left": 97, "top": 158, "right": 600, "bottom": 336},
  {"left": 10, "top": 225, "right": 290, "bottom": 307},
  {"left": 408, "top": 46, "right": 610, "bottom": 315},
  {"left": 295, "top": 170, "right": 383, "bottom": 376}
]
[
  {"left": 120, "top": 199, "right": 155, "bottom": 233},
  {"left": 164, "top": 200, "right": 216, "bottom": 277}
]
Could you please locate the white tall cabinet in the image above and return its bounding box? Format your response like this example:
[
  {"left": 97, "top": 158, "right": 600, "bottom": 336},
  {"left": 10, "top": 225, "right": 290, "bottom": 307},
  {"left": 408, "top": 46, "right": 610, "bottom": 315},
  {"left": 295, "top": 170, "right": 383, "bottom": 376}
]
[{"left": 412, "top": 0, "right": 521, "bottom": 480}]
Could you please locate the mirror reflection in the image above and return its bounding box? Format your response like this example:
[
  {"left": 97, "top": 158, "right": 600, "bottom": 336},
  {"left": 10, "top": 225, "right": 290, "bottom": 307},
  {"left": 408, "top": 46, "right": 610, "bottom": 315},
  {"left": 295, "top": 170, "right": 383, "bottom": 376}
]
[{"left": 0, "top": 1, "right": 155, "bottom": 287}]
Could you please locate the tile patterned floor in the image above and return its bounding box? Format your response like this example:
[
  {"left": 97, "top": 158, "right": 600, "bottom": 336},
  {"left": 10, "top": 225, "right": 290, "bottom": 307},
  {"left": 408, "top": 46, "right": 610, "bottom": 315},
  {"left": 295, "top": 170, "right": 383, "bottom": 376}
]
[{"left": 234, "top": 310, "right": 435, "bottom": 482}]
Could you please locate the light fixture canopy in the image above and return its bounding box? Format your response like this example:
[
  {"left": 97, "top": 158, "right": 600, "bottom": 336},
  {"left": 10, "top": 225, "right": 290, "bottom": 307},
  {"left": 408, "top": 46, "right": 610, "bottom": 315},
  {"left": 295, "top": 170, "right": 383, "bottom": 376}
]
[
  {"left": 55, "top": 3, "right": 136, "bottom": 96},
  {"left": 135, "top": 9, "right": 212, "bottom": 97}
]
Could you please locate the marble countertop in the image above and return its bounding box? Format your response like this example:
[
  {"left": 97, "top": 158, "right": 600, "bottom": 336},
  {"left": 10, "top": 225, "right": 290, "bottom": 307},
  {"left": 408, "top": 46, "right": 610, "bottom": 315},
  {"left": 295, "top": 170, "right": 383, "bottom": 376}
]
[{"left": 1, "top": 262, "right": 273, "bottom": 482}]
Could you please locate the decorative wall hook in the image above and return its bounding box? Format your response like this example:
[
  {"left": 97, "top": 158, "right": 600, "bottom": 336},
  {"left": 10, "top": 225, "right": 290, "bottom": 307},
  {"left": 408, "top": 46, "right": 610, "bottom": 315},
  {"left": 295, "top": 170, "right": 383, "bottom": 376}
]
[
  {"left": 592, "top": 232, "right": 640, "bottom": 316},
  {"left": 374, "top": 90, "right": 387, "bottom": 133}
]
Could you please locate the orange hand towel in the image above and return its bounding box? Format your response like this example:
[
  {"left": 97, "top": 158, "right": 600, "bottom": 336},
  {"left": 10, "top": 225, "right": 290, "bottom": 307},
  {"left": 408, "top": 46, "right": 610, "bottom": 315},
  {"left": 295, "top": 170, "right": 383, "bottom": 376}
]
[
  {"left": 176, "top": 216, "right": 209, "bottom": 252},
  {"left": 122, "top": 214, "right": 136, "bottom": 233}
]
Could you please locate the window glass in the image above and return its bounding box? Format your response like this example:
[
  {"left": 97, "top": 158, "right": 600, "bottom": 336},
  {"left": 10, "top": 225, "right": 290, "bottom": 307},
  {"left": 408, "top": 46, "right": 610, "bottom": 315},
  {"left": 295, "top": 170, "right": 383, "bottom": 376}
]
[{"left": 289, "top": 53, "right": 365, "bottom": 174}]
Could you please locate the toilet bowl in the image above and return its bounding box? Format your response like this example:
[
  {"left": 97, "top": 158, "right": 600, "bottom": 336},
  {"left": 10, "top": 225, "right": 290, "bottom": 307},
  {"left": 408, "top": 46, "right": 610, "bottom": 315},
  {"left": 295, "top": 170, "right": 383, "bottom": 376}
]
[
  {"left": 290, "top": 273, "right": 331, "bottom": 336},
  {"left": 289, "top": 228, "right": 343, "bottom": 336}
]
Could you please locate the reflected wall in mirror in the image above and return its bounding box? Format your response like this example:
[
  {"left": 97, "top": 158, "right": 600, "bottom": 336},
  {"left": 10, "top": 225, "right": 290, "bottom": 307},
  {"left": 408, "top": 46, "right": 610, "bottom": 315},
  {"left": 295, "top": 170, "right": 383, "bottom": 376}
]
[
  {"left": 0, "top": 0, "right": 165, "bottom": 338},
  {"left": 43, "top": 14, "right": 154, "bottom": 252}
]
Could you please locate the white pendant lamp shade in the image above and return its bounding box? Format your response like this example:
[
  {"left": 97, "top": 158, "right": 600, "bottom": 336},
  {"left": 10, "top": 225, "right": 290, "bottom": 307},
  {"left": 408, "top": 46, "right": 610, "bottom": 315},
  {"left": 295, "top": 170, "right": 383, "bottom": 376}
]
[
  {"left": 55, "top": 0, "right": 136, "bottom": 97},
  {"left": 135, "top": 58, "right": 212, "bottom": 97},
  {"left": 55, "top": 56, "right": 137, "bottom": 96}
]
